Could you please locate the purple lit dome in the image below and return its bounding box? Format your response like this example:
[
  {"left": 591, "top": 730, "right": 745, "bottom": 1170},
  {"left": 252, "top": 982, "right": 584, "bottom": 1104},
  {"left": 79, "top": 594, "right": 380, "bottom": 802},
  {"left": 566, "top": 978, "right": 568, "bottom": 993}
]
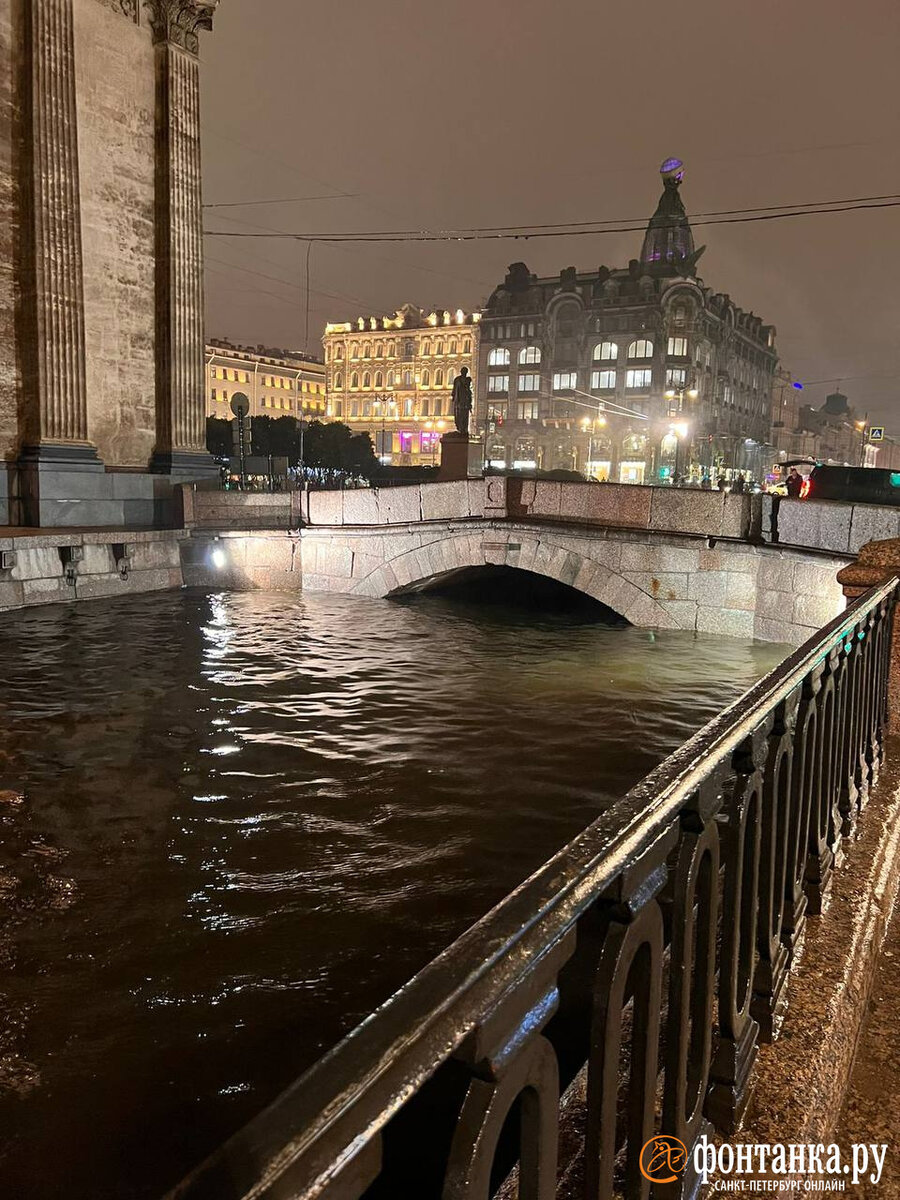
[{"left": 660, "top": 157, "right": 685, "bottom": 183}]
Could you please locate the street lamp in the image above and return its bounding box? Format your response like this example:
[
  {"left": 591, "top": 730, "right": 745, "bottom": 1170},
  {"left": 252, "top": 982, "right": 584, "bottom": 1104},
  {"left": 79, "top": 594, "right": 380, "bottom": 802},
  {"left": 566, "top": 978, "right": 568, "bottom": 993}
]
[
  {"left": 664, "top": 384, "right": 699, "bottom": 480},
  {"left": 375, "top": 395, "right": 396, "bottom": 463},
  {"left": 580, "top": 411, "right": 608, "bottom": 479},
  {"left": 668, "top": 421, "right": 690, "bottom": 482}
]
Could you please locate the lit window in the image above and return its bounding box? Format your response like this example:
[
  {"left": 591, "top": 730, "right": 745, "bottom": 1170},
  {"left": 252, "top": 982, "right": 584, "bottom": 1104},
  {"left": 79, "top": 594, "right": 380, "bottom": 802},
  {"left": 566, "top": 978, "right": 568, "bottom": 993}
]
[
  {"left": 403, "top": 370, "right": 412, "bottom": 387},
  {"left": 552, "top": 371, "right": 577, "bottom": 391},
  {"left": 404, "top": 398, "right": 413, "bottom": 417},
  {"left": 518, "top": 373, "right": 540, "bottom": 393},
  {"left": 488, "top": 347, "right": 510, "bottom": 367},
  {"left": 626, "top": 368, "right": 652, "bottom": 388},
  {"left": 627, "top": 339, "right": 654, "bottom": 359},
  {"left": 593, "top": 341, "right": 618, "bottom": 361},
  {"left": 518, "top": 346, "right": 541, "bottom": 364},
  {"left": 591, "top": 370, "right": 616, "bottom": 389},
  {"left": 517, "top": 400, "right": 539, "bottom": 420},
  {"left": 488, "top": 375, "right": 509, "bottom": 393},
  {"left": 666, "top": 367, "right": 687, "bottom": 387},
  {"left": 667, "top": 336, "right": 688, "bottom": 357}
]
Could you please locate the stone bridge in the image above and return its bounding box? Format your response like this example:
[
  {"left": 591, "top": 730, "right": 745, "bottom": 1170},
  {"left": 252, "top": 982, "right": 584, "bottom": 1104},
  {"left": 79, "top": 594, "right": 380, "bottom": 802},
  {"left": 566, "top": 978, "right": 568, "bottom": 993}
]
[{"left": 181, "top": 479, "right": 873, "bottom": 644}]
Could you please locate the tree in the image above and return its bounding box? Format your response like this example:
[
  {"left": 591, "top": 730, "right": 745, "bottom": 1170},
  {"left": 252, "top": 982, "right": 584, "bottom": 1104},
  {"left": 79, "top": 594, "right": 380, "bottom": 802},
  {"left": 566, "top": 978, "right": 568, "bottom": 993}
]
[{"left": 206, "top": 416, "right": 232, "bottom": 458}]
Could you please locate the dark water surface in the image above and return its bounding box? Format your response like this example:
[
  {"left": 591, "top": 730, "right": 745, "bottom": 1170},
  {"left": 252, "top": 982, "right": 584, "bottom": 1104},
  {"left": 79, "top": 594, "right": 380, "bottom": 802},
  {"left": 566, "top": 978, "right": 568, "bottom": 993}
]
[{"left": 0, "top": 590, "right": 786, "bottom": 1198}]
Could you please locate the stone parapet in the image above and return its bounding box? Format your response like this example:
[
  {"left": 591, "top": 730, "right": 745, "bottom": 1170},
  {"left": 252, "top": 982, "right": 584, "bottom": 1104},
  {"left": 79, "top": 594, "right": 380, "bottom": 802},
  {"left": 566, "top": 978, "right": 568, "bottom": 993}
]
[{"left": 838, "top": 537, "right": 900, "bottom": 725}]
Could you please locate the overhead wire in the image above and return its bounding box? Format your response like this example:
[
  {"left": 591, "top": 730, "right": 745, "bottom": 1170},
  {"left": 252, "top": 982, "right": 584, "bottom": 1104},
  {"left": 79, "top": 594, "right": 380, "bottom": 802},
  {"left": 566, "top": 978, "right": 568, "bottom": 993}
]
[{"left": 203, "top": 193, "right": 900, "bottom": 244}]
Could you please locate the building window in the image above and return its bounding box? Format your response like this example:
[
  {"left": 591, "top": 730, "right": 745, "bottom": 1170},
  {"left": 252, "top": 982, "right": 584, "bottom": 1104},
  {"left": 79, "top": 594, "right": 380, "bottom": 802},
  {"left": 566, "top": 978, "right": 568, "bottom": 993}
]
[
  {"left": 517, "top": 400, "right": 539, "bottom": 421},
  {"left": 518, "top": 373, "right": 540, "bottom": 393},
  {"left": 591, "top": 370, "right": 616, "bottom": 389},
  {"left": 404, "top": 398, "right": 413, "bottom": 417},
  {"left": 518, "top": 345, "right": 541, "bottom": 364},
  {"left": 593, "top": 341, "right": 618, "bottom": 361},
  {"left": 666, "top": 367, "right": 687, "bottom": 387},
  {"left": 350, "top": 372, "right": 359, "bottom": 389},
  {"left": 435, "top": 369, "right": 444, "bottom": 387},
  {"left": 422, "top": 369, "right": 430, "bottom": 386},
  {"left": 375, "top": 371, "right": 384, "bottom": 388},
  {"left": 351, "top": 344, "right": 359, "bottom": 359},
  {"left": 334, "top": 371, "right": 343, "bottom": 389},
  {"left": 462, "top": 338, "right": 471, "bottom": 353},
  {"left": 211, "top": 388, "right": 217, "bottom": 400},
  {"left": 626, "top": 368, "right": 652, "bottom": 389},
  {"left": 387, "top": 371, "right": 395, "bottom": 387},
  {"left": 436, "top": 340, "right": 444, "bottom": 355},
  {"left": 627, "top": 339, "right": 654, "bottom": 359},
  {"left": 488, "top": 374, "right": 509, "bottom": 393},
  {"left": 403, "top": 370, "right": 412, "bottom": 387},
  {"left": 667, "top": 336, "right": 688, "bottom": 357},
  {"left": 552, "top": 371, "right": 577, "bottom": 391},
  {"left": 363, "top": 372, "right": 371, "bottom": 388},
  {"left": 488, "top": 347, "right": 510, "bottom": 367},
  {"left": 449, "top": 338, "right": 458, "bottom": 353}
]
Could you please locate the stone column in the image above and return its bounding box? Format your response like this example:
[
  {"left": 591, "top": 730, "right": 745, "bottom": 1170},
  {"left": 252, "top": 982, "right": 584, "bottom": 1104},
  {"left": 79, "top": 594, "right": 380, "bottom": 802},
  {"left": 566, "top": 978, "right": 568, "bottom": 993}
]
[
  {"left": 17, "top": 0, "right": 103, "bottom": 523},
  {"left": 148, "top": 0, "right": 218, "bottom": 475}
]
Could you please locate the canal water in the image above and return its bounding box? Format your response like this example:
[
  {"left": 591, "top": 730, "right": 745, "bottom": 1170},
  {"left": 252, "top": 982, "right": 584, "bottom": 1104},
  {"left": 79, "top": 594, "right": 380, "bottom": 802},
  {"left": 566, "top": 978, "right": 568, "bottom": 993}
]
[{"left": 0, "top": 588, "right": 786, "bottom": 1198}]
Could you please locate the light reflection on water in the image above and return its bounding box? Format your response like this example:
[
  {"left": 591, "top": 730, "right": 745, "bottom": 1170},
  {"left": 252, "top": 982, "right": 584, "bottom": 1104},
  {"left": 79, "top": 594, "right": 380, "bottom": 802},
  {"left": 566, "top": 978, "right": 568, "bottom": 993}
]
[{"left": 0, "top": 589, "right": 786, "bottom": 1199}]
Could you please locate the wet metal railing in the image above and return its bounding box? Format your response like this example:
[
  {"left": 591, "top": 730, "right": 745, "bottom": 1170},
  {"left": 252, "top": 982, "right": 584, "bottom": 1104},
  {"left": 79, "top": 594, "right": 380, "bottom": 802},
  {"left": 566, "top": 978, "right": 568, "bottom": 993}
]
[{"left": 169, "top": 579, "right": 898, "bottom": 1200}]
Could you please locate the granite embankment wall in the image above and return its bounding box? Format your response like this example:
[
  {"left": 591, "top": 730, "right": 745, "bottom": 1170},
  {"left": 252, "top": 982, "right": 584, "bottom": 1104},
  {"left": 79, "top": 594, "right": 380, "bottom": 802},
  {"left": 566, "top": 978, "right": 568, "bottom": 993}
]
[
  {"left": 0, "top": 530, "right": 184, "bottom": 611},
  {"left": 1, "top": 481, "right": 892, "bottom": 643}
]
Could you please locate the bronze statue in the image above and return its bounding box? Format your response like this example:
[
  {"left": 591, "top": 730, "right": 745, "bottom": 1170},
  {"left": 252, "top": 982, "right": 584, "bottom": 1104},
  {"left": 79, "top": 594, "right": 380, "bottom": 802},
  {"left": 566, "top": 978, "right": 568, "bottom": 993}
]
[{"left": 451, "top": 366, "right": 473, "bottom": 436}]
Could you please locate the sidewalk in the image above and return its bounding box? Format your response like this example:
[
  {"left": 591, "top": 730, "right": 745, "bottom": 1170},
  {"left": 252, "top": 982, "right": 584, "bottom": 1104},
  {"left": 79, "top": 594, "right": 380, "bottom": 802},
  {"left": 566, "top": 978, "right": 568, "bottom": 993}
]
[{"left": 835, "top": 890, "right": 900, "bottom": 1198}]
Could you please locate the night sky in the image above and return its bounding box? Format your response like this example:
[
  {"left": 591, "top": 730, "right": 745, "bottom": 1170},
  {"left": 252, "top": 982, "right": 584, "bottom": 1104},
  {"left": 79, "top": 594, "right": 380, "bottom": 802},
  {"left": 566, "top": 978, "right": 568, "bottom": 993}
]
[{"left": 201, "top": 0, "right": 899, "bottom": 424}]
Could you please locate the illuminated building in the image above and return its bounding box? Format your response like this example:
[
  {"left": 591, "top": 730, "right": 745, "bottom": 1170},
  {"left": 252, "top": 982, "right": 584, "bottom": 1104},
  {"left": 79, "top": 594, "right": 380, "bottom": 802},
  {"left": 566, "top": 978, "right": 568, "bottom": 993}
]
[
  {"left": 205, "top": 340, "right": 326, "bottom": 421},
  {"left": 476, "top": 160, "right": 778, "bottom": 482},
  {"left": 323, "top": 304, "right": 480, "bottom": 465}
]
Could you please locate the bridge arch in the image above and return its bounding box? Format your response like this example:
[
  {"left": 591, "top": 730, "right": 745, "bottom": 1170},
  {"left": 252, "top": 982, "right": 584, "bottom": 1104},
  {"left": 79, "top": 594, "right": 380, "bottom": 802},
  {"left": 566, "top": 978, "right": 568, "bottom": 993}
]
[{"left": 350, "top": 530, "right": 680, "bottom": 629}]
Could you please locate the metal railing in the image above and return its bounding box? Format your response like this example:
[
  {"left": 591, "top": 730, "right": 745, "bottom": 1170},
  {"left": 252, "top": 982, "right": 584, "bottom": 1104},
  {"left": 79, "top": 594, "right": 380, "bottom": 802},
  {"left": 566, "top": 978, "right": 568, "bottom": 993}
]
[{"left": 169, "top": 579, "right": 898, "bottom": 1200}]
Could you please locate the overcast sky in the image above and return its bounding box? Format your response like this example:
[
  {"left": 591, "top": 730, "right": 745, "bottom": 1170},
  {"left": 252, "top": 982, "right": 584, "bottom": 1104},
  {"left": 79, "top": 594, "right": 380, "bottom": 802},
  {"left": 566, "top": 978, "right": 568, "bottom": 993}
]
[{"left": 201, "top": 0, "right": 899, "bottom": 424}]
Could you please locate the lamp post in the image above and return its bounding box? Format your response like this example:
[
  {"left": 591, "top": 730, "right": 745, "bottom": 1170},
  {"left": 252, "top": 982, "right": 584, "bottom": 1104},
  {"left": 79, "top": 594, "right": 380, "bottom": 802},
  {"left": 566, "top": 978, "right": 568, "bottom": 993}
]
[
  {"left": 375, "top": 395, "right": 396, "bottom": 463},
  {"left": 579, "top": 410, "right": 608, "bottom": 479},
  {"left": 664, "top": 383, "right": 699, "bottom": 481}
]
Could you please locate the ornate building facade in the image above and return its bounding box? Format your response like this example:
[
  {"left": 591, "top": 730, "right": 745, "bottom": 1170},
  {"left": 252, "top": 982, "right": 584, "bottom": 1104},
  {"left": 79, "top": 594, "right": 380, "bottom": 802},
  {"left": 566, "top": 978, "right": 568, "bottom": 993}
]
[
  {"left": 0, "top": 0, "right": 219, "bottom": 525},
  {"left": 475, "top": 161, "right": 778, "bottom": 483},
  {"left": 205, "top": 341, "right": 326, "bottom": 421},
  {"left": 323, "top": 305, "right": 480, "bottom": 466}
]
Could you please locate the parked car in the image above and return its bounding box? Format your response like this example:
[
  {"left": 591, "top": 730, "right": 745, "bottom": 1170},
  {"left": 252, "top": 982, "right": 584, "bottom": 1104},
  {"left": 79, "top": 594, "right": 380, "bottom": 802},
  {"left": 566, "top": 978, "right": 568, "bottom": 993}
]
[{"left": 805, "top": 465, "right": 900, "bottom": 506}]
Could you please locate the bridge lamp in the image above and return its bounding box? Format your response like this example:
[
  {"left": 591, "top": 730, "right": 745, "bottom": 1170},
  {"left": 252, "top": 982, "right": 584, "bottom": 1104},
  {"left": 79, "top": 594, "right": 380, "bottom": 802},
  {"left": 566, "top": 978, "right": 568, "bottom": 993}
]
[{"left": 211, "top": 547, "right": 226, "bottom": 570}]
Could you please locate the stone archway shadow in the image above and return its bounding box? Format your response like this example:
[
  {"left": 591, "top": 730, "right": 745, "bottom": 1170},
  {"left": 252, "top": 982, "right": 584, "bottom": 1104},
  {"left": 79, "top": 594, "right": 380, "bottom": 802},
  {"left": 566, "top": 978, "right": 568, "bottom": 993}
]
[{"left": 350, "top": 530, "right": 680, "bottom": 630}]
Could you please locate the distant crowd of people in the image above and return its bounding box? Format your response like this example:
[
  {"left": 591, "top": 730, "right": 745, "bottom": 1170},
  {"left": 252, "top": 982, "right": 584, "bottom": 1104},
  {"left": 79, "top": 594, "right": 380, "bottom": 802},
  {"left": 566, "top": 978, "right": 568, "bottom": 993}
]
[{"left": 668, "top": 466, "right": 805, "bottom": 495}]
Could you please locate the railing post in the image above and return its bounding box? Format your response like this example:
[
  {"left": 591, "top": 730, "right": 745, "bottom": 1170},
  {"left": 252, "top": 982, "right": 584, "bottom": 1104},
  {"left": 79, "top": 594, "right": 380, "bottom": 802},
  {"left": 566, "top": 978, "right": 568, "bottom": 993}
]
[{"left": 705, "top": 732, "right": 764, "bottom": 1133}]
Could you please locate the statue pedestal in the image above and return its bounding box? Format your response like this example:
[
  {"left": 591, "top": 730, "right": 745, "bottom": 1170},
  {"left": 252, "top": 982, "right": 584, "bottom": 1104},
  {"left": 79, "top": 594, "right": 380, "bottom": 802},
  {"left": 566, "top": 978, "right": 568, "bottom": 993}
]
[{"left": 438, "top": 434, "right": 483, "bottom": 482}]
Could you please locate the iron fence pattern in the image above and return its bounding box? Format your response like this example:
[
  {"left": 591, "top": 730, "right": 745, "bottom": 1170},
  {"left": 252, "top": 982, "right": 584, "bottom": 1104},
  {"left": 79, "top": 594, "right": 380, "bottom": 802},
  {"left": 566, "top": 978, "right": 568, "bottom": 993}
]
[{"left": 169, "top": 579, "right": 898, "bottom": 1200}]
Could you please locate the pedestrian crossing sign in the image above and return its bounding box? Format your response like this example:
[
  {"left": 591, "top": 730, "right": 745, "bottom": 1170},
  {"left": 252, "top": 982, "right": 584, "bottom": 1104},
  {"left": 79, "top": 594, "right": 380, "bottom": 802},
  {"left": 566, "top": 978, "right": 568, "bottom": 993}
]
[{"left": 870, "top": 427, "right": 885, "bottom": 442}]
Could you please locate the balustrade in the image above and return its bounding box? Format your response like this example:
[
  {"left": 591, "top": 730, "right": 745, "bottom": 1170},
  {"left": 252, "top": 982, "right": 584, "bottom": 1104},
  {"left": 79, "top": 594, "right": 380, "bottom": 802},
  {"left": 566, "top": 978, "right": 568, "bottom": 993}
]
[{"left": 169, "top": 578, "right": 898, "bottom": 1200}]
